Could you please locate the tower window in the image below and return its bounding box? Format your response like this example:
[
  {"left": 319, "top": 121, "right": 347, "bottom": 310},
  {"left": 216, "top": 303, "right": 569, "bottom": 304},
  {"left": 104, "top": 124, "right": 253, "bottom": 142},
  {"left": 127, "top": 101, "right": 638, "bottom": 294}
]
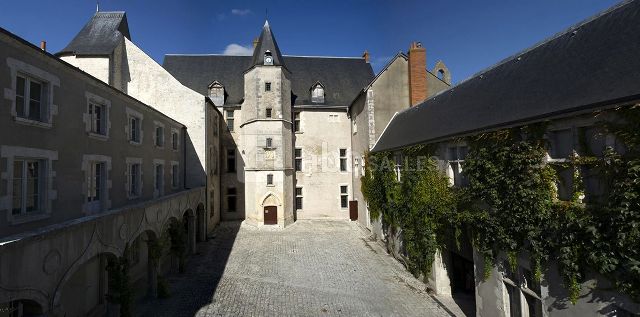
[
  {"left": 265, "top": 82, "right": 271, "bottom": 91},
  {"left": 267, "top": 174, "right": 274, "bottom": 186},
  {"left": 266, "top": 108, "right": 272, "bottom": 118},
  {"left": 295, "top": 187, "right": 303, "bottom": 211},
  {"left": 295, "top": 148, "right": 302, "bottom": 172},
  {"left": 339, "top": 148, "right": 347, "bottom": 172},
  {"left": 294, "top": 112, "right": 301, "bottom": 132},
  {"left": 266, "top": 137, "right": 273, "bottom": 148}
]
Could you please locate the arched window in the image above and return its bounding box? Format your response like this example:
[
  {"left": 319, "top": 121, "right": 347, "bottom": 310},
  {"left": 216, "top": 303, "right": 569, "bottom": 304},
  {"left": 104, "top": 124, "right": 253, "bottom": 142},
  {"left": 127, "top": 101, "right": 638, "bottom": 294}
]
[{"left": 311, "top": 83, "right": 325, "bottom": 104}]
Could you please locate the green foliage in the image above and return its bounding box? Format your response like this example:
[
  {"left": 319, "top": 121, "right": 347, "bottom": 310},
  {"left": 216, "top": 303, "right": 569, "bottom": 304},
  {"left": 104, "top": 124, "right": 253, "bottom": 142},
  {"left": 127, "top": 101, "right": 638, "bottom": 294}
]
[
  {"left": 361, "top": 107, "right": 640, "bottom": 304},
  {"left": 106, "top": 245, "right": 133, "bottom": 317}
]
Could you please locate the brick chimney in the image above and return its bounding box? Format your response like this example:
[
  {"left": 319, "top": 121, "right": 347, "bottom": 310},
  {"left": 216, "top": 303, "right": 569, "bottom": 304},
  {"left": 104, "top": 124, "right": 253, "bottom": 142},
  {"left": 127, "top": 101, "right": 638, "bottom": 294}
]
[
  {"left": 40, "top": 40, "right": 46, "bottom": 52},
  {"left": 362, "top": 50, "right": 370, "bottom": 63},
  {"left": 408, "top": 41, "right": 427, "bottom": 106}
]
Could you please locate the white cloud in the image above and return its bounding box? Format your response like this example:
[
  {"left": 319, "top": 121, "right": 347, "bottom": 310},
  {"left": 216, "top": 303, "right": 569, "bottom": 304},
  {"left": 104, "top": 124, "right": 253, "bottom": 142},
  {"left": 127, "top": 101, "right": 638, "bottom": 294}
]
[
  {"left": 223, "top": 43, "right": 253, "bottom": 56},
  {"left": 231, "top": 9, "right": 252, "bottom": 16}
]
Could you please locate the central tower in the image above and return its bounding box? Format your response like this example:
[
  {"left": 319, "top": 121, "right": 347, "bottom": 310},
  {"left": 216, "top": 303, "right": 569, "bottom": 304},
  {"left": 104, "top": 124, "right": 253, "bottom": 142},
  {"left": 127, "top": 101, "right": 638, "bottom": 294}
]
[{"left": 241, "top": 21, "right": 294, "bottom": 227}]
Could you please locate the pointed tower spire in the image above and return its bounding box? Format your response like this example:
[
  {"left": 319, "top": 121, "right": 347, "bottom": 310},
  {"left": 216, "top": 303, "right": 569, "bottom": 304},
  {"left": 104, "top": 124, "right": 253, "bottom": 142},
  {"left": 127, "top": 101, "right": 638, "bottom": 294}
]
[{"left": 250, "top": 20, "right": 286, "bottom": 70}]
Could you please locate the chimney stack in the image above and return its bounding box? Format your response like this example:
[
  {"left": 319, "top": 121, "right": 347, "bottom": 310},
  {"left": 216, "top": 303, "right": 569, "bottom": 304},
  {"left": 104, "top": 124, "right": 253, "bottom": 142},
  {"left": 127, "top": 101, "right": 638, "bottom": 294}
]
[
  {"left": 362, "top": 50, "right": 370, "bottom": 63},
  {"left": 408, "top": 41, "right": 427, "bottom": 106},
  {"left": 40, "top": 41, "right": 47, "bottom": 52}
]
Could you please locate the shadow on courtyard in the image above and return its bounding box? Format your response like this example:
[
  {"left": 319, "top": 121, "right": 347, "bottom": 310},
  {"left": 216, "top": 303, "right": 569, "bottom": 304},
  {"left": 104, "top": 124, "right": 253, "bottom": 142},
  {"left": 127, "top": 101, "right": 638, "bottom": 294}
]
[{"left": 136, "top": 221, "right": 241, "bottom": 317}]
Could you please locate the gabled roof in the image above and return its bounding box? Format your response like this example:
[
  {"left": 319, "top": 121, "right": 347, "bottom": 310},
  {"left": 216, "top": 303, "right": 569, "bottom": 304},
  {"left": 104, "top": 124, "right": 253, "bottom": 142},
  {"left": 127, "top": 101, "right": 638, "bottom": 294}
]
[
  {"left": 372, "top": 0, "right": 640, "bottom": 152},
  {"left": 250, "top": 21, "right": 286, "bottom": 70},
  {"left": 57, "top": 11, "right": 130, "bottom": 56},
  {"left": 162, "top": 55, "right": 374, "bottom": 106}
]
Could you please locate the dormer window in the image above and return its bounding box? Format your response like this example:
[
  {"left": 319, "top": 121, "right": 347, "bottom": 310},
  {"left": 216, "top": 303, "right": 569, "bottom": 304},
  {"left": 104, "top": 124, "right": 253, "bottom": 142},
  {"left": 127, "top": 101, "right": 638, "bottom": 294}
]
[
  {"left": 264, "top": 50, "right": 273, "bottom": 66},
  {"left": 311, "top": 83, "right": 325, "bottom": 104},
  {"left": 208, "top": 81, "right": 225, "bottom": 107}
]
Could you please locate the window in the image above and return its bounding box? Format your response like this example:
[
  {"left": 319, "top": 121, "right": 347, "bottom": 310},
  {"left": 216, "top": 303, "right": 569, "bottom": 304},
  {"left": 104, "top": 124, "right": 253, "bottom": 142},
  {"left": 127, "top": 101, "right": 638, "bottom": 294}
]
[
  {"left": 155, "top": 163, "right": 164, "bottom": 196},
  {"left": 171, "top": 163, "right": 179, "bottom": 188},
  {"left": 172, "top": 131, "right": 179, "bottom": 150},
  {"left": 448, "top": 146, "right": 468, "bottom": 186},
  {"left": 16, "top": 74, "right": 46, "bottom": 122},
  {"left": 340, "top": 149, "right": 347, "bottom": 172},
  {"left": 502, "top": 263, "right": 543, "bottom": 317},
  {"left": 266, "top": 108, "right": 272, "bottom": 118},
  {"left": 352, "top": 118, "right": 357, "bottom": 134},
  {"left": 266, "top": 138, "right": 273, "bottom": 148},
  {"left": 129, "top": 163, "right": 141, "bottom": 197},
  {"left": 265, "top": 82, "right": 271, "bottom": 91},
  {"left": 89, "top": 103, "right": 106, "bottom": 135},
  {"left": 226, "top": 187, "right": 237, "bottom": 212},
  {"left": 295, "top": 148, "right": 303, "bottom": 172},
  {"left": 227, "top": 149, "right": 236, "bottom": 173},
  {"left": 155, "top": 126, "right": 164, "bottom": 147},
  {"left": 295, "top": 187, "right": 303, "bottom": 211},
  {"left": 340, "top": 185, "right": 348, "bottom": 209},
  {"left": 87, "top": 162, "right": 105, "bottom": 203},
  {"left": 226, "top": 110, "right": 234, "bottom": 132},
  {"left": 293, "top": 112, "right": 301, "bottom": 132},
  {"left": 12, "top": 159, "right": 44, "bottom": 215},
  {"left": 311, "top": 84, "right": 325, "bottom": 103},
  {"left": 129, "top": 117, "right": 141, "bottom": 143},
  {"left": 394, "top": 153, "right": 403, "bottom": 182},
  {"left": 267, "top": 174, "right": 274, "bottom": 186}
]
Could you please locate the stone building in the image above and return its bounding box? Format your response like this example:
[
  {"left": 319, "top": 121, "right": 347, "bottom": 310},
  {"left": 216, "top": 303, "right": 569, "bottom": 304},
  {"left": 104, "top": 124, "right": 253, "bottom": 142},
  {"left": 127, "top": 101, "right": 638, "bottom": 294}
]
[
  {"left": 163, "top": 21, "right": 375, "bottom": 226},
  {"left": 369, "top": 1, "right": 640, "bottom": 316},
  {"left": 0, "top": 26, "right": 208, "bottom": 316},
  {"left": 349, "top": 42, "right": 451, "bottom": 235}
]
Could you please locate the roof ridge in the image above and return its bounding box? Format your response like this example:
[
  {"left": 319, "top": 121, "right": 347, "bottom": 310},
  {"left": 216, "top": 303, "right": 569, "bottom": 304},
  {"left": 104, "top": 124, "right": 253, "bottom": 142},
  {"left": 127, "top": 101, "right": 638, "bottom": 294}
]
[
  {"left": 283, "top": 55, "right": 364, "bottom": 59},
  {"left": 452, "top": 0, "right": 635, "bottom": 88}
]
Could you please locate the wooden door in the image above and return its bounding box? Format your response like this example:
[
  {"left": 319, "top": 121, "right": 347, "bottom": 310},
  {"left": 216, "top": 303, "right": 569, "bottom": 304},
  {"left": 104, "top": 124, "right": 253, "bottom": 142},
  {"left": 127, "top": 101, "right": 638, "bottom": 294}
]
[
  {"left": 264, "top": 206, "right": 277, "bottom": 225},
  {"left": 349, "top": 201, "right": 358, "bottom": 221}
]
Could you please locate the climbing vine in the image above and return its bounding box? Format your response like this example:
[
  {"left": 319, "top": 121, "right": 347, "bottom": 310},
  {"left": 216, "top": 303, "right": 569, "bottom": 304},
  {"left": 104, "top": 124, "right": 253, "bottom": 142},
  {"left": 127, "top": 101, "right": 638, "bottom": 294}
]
[{"left": 361, "top": 105, "right": 640, "bottom": 304}]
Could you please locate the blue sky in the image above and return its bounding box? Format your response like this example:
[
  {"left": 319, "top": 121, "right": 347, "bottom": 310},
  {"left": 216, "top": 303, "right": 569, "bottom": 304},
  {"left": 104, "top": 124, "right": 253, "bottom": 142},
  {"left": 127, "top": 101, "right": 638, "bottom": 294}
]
[{"left": 0, "top": 0, "right": 621, "bottom": 83}]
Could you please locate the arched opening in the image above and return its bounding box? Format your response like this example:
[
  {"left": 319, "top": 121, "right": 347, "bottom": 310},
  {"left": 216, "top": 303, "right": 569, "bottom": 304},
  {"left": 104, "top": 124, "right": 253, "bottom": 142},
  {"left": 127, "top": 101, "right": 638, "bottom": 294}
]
[
  {"left": 438, "top": 69, "right": 445, "bottom": 80},
  {"left": 261, "top": 193, "right": 280, "bottom": 225},
  {"left": 183, "top": 209, "right": 196, "bottom": 255},
  {"left": 127, "top": 230, "right": 160, "bottom": 300},
  {"left": 196, "top": 203, "right": 206, "bottom": 242},
  {"left": 59, "top": 252, "right": 117, "bottom": 316},
  {"left": 159, "top": 217, "right": 180, "bottom": 275},
  {"left": 0, "top": 299, "right": 43, "bottom": 316}
]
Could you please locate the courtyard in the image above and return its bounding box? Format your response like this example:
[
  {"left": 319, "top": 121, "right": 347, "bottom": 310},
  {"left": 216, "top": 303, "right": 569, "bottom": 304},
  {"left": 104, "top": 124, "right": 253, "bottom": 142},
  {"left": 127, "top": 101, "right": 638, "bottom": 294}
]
[{"left": 136, "top": 220, "right": 452, "bottom": 317}]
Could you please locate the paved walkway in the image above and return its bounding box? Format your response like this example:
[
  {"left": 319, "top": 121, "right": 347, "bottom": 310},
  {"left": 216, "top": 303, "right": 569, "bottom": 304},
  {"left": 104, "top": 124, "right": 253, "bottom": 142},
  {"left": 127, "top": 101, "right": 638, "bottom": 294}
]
[{"left": 137, "top": 220, "right": 451, "bottom": 317}]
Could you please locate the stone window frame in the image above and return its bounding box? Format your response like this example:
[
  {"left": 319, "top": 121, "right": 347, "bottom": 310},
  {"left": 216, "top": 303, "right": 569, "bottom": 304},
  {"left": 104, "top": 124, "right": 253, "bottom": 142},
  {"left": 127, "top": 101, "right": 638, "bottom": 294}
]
[
  {"left": 339, "top": 184, "right": 349, "bottom": 210},
  {"left": 125, "top": 157, "right": 143, "bottom": 199},
  {"left": 153, "top": 121, "right": 165, "bottom": 149},
  {"left": 0, "top": 146, "right": 58, "bottom": 225},
  {"left": 81, "top": 154, "right": 112, "bottom": 214},
  {"left": 265, "top": 82, "right": 272, "bottom": 92},
  {"left": 295, "top": 186, "right": 303, "bottom": 211},
  {"left": 171, "top": 128, "right": 180, "bottom": 152},
  {"left": 310, "top": 82, "right": 325, "bottom": 104},
  {"left": 226, "top": 110, "right": 235, "bottom": 132},
  {"left": 5, "top": 57, "right": 60, "bottom": 129},
  {"left": 84, "top": 92, "right": 111, "bottom": 141},
  {"left": 293, "top": 112, "right": 302, "bottom": 133},
  {"left": 446, "top": 144, "right": 468, "bottom": 187},
  {"left": 266, "top": 173, "right": 274, "bottom": 187},
  {"left": 125, "top": 107, "right": 144, "bottom": 145},
  {"left": 170, "top": 161, "right": 180, "bottom": 189},
  {"left": 153, "top": 159, "right": 165, "bottom": 198},
  {"left": 339, "top": 148, "right": 348, "bottom": 173},
  {"left": 294, "top": 148, "right": 303, "bottom": 172}
]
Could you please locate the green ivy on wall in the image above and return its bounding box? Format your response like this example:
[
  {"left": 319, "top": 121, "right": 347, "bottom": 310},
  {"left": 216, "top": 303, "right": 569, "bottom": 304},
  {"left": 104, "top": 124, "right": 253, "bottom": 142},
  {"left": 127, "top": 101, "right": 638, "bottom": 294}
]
[{"left": 361, "top": 105, "right": 640, "bottom": 304}]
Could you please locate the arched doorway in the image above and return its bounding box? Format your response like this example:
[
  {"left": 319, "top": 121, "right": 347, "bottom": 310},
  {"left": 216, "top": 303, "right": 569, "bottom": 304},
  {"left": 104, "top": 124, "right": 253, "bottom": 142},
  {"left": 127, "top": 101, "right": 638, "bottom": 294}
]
[
  {"left": 59, "top": 252, "right": 117, "bottom": 316},
  {"left": 261, "top": 193, "right": 280, "bottom": 225}
]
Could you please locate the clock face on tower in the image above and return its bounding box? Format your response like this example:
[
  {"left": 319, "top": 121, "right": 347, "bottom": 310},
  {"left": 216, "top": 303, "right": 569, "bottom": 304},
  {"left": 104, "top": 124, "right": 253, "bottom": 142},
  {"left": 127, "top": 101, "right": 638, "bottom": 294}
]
[{"left": 264, "top": 56, "right": 273, "bottom": 65}]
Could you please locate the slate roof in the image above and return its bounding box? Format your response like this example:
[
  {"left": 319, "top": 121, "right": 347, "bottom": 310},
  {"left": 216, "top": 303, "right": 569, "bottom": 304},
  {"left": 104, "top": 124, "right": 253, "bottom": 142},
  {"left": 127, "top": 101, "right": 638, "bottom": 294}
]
[
  {"left": 57, "top": 12, "right": 130, "bottom": 56},
  {"left": 372, "top": 0, "right": 640, "bottom": 152},
  {"left": 250, "top": 21, "right": 286, "bottom": 70},
  {"left": 162, "top": 54, "right": 374, "bottom": 106}
]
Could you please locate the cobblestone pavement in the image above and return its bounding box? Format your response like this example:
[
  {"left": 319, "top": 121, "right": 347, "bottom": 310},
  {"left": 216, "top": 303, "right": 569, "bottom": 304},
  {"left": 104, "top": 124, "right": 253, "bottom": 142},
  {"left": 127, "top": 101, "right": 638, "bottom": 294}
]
[{"left": 137, "top": 220, "right": 451, "bottom": 317}]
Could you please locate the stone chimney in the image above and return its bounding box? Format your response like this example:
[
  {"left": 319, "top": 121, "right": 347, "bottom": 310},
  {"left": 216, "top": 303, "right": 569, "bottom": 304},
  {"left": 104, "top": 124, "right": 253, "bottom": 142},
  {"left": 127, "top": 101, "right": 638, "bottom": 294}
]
[
  {"left": 362, "top": 50, "right": 370, "bottom": 63},
  {"left": 40, "top": 41, "right": 46, "bottom": 51},
  {"left": 408, "top": 41, "right": 427, "bottom": 106}
]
